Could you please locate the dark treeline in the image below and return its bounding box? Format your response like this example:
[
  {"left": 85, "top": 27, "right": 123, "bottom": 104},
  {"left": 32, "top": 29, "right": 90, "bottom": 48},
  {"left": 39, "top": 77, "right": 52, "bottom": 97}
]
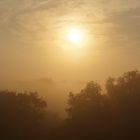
[{"left": 0, "top": 71, "right": 140, "bottom": 140}]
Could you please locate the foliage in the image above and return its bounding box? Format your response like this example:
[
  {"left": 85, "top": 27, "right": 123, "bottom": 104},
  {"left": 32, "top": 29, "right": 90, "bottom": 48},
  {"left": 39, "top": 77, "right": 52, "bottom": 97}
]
[
  {"left": 0, "top": 91, "right": 51, "bottom": 140},
  {"left": 1, "top": 71, "right": 140, "bottom": 140},
  {"left": 65, "top": 71, "right": 140, "bottom": 139}
]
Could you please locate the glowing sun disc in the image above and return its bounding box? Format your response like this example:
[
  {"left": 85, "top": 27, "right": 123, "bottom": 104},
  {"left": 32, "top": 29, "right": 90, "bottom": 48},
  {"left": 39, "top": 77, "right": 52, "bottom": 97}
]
[{"left": 66, "top": 28, "right": 83, "bottom": 44}]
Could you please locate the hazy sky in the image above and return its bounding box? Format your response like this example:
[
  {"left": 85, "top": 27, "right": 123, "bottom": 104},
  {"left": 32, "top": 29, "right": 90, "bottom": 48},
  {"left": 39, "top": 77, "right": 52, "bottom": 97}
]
[{"left": 0, "top": 0, "right": 140, "bottom": 83}]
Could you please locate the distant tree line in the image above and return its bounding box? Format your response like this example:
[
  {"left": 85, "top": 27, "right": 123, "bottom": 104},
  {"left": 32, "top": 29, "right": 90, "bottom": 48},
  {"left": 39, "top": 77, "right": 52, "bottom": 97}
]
[{"left": 0, "top": 71, "right": 140, "bottom": 140}]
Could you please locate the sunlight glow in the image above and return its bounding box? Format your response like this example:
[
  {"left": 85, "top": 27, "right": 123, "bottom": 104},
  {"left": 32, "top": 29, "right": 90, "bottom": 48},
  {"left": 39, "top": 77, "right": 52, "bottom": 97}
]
[{"left": 66, "top": 27, "right": 83, "bottom": 45}]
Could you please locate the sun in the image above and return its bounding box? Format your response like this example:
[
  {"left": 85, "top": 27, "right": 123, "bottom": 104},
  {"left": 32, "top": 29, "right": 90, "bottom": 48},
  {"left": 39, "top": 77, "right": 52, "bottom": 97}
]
[{"left": 66, "top": 27, "right": 83, "bottom": 45}]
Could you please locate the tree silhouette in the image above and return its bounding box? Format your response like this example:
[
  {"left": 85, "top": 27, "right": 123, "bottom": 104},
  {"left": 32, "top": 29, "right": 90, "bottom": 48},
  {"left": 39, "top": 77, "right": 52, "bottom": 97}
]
[
  {"left": 64, "top": 71, "right": 140, "bottom": 140},
  {"left": 67, "top": 81, "right": 102, "bottom": 118},
  {"left": 65, "top": 81, "right": 111, "bottom": 139},
  {"left": 0, "top": 71, "right": 140, "bottom": 140},
  {"left": 106, "top": 71, "right": 140, "bottom": 138},
  {"left": 0, "top": 91, "right": 51, "bottom": 140}
]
